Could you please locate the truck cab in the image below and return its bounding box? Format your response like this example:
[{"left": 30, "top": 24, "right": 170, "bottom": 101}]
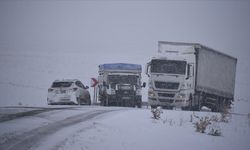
[
  {"left": 146, "top": 44, "right": 196, "bottom": 109},
  {"left": 146, "top": 41, "right": 237, "bottom": 112},
  {"left": 98, "top": 63, "right": 146, "bottom": 107},
  {"left": 146, "top": 58, "right": 194, "bottom": 109}
]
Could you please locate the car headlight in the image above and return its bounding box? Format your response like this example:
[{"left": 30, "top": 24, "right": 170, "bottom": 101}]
[{"left": 148, "top": 90, "right": 156, "bottom": 97}]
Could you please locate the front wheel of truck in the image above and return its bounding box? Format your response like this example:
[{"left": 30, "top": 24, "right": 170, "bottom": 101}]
[
  {"left": 182, "top": 94, "right": 193, "bottom": 111},
  {"left": 137, "top": 103, "right": 142, "bottom": 108}
]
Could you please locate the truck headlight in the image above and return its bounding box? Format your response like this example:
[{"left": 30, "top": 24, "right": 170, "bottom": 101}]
[
  {"left": 107, "top": 88, "right": 116, "bottom": 95},
  {"left": 148, "top": 90, "right": 156, "bottom": 97}
]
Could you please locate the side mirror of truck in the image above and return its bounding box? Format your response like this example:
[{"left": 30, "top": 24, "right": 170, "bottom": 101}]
[
  {"left": 142, "top": 82, "right": 146, "bottom": 88},
  {"left": 186, "top": 64, "right": 194, "bottom": 80},
  {"left": 186, "top": 64, "right": 190, "bottom": 80},
  {"left": 145, "top": 62, "right": 151, "bottom": 77}
]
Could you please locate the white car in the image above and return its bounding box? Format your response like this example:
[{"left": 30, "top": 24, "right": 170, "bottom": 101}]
[{"left": 47, "top": 79, "right": 91, "bottom": 105}]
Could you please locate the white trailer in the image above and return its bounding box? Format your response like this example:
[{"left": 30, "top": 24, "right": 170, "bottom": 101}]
[{"left": 146, "top": 41, "right": 237, "bottom": 111}]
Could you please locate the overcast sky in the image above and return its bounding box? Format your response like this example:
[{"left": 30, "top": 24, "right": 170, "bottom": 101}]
[{"left": 0, "top": 0, "right": 250, "bottom": 101}]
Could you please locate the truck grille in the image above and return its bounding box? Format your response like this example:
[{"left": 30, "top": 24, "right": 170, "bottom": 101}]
[
  {"left": 155, "top": 81, "right": 179, "bottom": 90},
  {"left": 158, "top": 93, "right": 175, "bottom": 98},
  {"left": 117, "top": 90, "right": 134, "bottom": 96},
  {"left": 159, "top": 99, "right": 174, "bottom": 103}
]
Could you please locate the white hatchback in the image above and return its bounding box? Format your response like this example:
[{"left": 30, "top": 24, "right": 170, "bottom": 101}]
[{"left": 47, "top": 79, "right": 91, "bottom": 105}]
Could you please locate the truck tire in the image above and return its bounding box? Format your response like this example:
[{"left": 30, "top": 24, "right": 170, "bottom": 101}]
[
  {"left": 137, "top": 103, "right": 142, "bottom": 108},
  {"left": 151, "top": 105, "right": 157, "bottom": 109},
  {"left": 162, "top": 106, "right": 173, "bottom": 110},
  {"left": 136, "top": 98, "right": 142, "bottom": 108},
  {"left": 99, "top": 94, "right": 107, "bottom": 106},
  {"left": 189, "top": 94, "right": 193, "bottom": 111},
  {"left": 182, "top": 94, "right": 193, "bottom": 111}
]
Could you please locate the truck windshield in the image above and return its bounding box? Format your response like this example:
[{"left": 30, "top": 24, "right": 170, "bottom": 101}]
[
  {"left": 108, "top": 75, "right": 138, "bottom": 85},
  {"left": 151, "top": 60, "right": 186, "bottom": 75}
]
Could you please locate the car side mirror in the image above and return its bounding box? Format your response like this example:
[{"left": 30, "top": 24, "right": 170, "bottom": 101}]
[
  {"left": 142, "top": 82, "right": 146, "bottom": 88},
  {"left": 85, "top": 86, "right": 89, "bottom": 89}
]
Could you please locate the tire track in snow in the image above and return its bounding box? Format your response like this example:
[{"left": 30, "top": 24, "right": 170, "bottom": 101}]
[
  {"left": 0, "top": 107, "right": 81, "bottom": 123},
  {"left": 0, "top": 109, "right": 114, "bottom": 150}
]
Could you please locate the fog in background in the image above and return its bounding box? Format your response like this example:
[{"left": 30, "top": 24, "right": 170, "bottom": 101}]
[{"left": 0, "top": 1, "right": 250, "bottom": 106}]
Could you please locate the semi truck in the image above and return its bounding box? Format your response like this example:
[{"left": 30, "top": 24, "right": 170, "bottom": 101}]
[
  {"left": 98, "top": 63, "right": 146, "bottom": 107},
  {"left": 146, "top": 41, "right": 237, "bottom": 112}
]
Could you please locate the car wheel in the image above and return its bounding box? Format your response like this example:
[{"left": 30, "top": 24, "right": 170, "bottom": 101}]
[{"left": 77, "top": 97, "right": 81, "bottom": 105}]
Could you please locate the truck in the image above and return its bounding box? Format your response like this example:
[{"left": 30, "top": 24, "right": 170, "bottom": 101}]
[
  {"left": 146, "top": 41, "right": 237, "bottom": 112},
  {"left": 97, "top": 63, "right": 146, "bottom": 107}
]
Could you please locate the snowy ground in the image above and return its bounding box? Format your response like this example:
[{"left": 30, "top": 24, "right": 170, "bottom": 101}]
[
  {"left": 54, "top": 109, "right": 250, "bottom": 150},
  {"left": 0, "top": 105, "right": 249, "bottom": 150}
]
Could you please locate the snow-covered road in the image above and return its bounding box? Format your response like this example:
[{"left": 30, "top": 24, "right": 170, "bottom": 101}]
[
  {"left": 0, "top": 106, "right": 249, "bottom": 150},
  {"left": 0, "top": 106, "right": 124, "bottom": 150}
]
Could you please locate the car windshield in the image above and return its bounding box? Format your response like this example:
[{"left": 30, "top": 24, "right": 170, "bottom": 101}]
[
  {"left": 52, "top": 82, "right": 73, "bottom": 88},
  {"left": 151, "top": 59, "right": 186, "bottom": 75},
  {"left": 108, "top": 75, "right": 138, "bottom": 85}
]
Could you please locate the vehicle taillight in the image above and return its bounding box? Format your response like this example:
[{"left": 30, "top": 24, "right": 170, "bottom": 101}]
[
  {"left": 73, "top": 88, "right": 78, "bottom": 91},
  {"left": 48, "top": 88, "right": 53, "bottom": 92}
]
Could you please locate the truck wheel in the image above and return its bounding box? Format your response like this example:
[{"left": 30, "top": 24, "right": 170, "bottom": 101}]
[
  {"left": 99, "top": 94, "right": 107, "bottom": 106},
  {"left": 101, "top": 100, "right": 106, "bottom": 106},
  {"left": 137, "top": 103, "right": 142, "bottom": 108},
  {"left": 151, "top": 105, "right": 157, "bottom": 109},
  {"left": 188, "top": 94, "right": 193, "bottom": 111},
  {"left": 162, "top": 106, "right": 173, "bottom": 110}
]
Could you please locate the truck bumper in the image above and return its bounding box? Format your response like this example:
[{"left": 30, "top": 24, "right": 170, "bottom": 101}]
[
  {"left": 148, "top": 97, "right": 190, "bottom": 108},
  {"left": 106, "top": 95, "right": 139, "bottom": 107}
]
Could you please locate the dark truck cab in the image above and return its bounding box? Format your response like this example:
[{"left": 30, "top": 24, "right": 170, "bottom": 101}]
[{"left": 98, "top": 63, "right": 146, "bottom": 107}]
